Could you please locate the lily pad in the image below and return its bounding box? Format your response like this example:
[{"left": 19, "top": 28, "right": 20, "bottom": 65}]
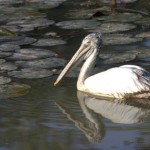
[
  {"left": 8, "top": 48, "right": 57, "bottom": 60},
  {"left": 7, "top": 18, "right": 55, "bottom": 29},
  {"left": 91, "top": 22, "right": 136, "bottom": 33},
  {"left": 103, "top": 34, "right": 143, "bottom": 45},
  {"left": 32, "top": 38, "right": 66, "bottom": 46},
  {"left": 56, "top": 20, "right": 101, "bottom": 29},
  {"left": 0, "top": 52, "right": 12, "bottom": 58},
  {"left": 15, "top": 57, "right": 66, "bottom": 69},
  {"left": 24, "top": 0, "right": 66, "bottom": 10},
  {"left": 100, "top": 0, "right": 137, "bottom": 3},
  {"left": 0, "top": 82, "right": 31, "bottom": 98},
  {"left": 0, "top": 76, "right": 11, "bottom": 85},
  {"left": 9, "top": 37, "right": 37, "bottom": 45},
  {"left": 135, "top": 17, "right": 150, "bottom": 26},
  {"left": 1, "top": 6, "right": 46, "bottom": 22},
  {"left": 0, "top": 27, "right": 17, "bottom": 37},
  {"left": 135, "top": 48, "right": 150, "bottom": 59},
  {"left": 97, "top": 13, "right": 142, "bottom": 23},
  {"left": 3, "top": 24, "right": 34, "bottom": 33},
  {"left": 0, "top": 59, "right": 6, "bottom": 64},
  {"left": 8, "top": 68, "right": 53, "bottom": 79},
  {"left": 7, "top": 11, "right": 47, "bottom": 22},
  {"left": 99, "top": 52, "right": 136, "bottom": 64},
  {"left": 135, "top": 31, "right": 150, "bottom": 38},
  {"left": 0, "top": 13, "right": 9, "bottom": 22},
  {"left": 0, "top": 62, "right": 18, "bottom": 71},
  {"left": 0, "top": 43, "right": 20, "bottom": 52},
  {"left": 67, "top": 7, "right": 111, "bottom": 19}
]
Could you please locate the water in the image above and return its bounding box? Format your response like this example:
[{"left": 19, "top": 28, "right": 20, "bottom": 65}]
[{"left": 0, "top": 0, "right": 150, "bottom": 150}]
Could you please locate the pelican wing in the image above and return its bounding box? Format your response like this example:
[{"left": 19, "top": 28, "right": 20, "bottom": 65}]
[
  {"left": 84, "top": 65, "right": 150, "bottom": 98},
  {"left": 120, "top": 65, "right": 150, "bottom": 84}
]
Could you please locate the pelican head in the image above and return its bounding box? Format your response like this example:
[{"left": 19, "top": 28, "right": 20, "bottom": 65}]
[{"left": 54, "top": 33, "right": 102, "bottom": 86}]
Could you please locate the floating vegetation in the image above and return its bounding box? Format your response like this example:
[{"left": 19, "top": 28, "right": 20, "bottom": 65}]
[
  {"left": 0, "top": 62, "right": 18, "bottom": 71},
  {"left": 8, "top": 48, "right": 57, "bottom": 60},
  {"left": 15, "top": 57, "right": 66, "bottom": 69},
  {"left": 9, "top": 37, "right": 37, "bottom": 45},
  {"left": 135, "top": 31, "right": 150, "bottom": 38},
  {"left": 0, "top": 52, "right": 12, "bottom": 58},
  {"left": 0, "top": 59, "right": 6, "bottom": 64},
  {"left": 99, "top": 0, "right": 137, "bottom": 4},
  {"left": 99, "top": 53, "right": 137, "bottom": 64},
  {"left": 0, "top": 27, "right": 17, "bottom": 37},
  {"left": 0, "top": 43, "right": 20, "bottom": 52},
  {"left": 135, "top": 17, "right": 150, "bottom": 26},
  {"left": 103, "top": 34, "right": 143, "bottom": 45},
  {"left": 0, "top": 82, "right": 31, "bottom": 98},
  {"left": 90, "top": 22, "right": 136, "bottom": 33},
  {"left": 32, "top": 38, "right": 67, "bottom": 46},
  {"left": 97, "top": 12, "right": 142, "bottom": 23},
  {"left": 67, "top": 7, "right": 111, "bottom": 19},
  {"left": 135, "top": 48, "right": 150, "bottom": 59},
  {"left": 0, "top": 0, "right": 149, "bottom": 98},
  {"left": 56, "top": 20, "right": 101, "bottom": 29},
  {"left": 7, "top": 18, "right": 55, "bottom": 29},
  {"left": 0, "top": 76, "right": 11, "bottom": 85},
  {"left": 3, "top": 24, "right": 35, "bottom": 33},
  {"left": 8, "top": 68, "right": 53, "bottom": 79}
]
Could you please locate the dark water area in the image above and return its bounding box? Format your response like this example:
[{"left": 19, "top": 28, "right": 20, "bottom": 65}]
[{"left": 0, "top": 0, "right": 150, "bottom": 150}]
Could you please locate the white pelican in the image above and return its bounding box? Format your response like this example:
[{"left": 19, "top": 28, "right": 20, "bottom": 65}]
[{"left": 54, "top": 33, "right": 150, "bottom": 99}]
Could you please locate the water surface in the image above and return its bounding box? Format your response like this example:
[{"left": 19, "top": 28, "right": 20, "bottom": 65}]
[{"left": 0, "top": 0, "right": 150, "bottom": 150}]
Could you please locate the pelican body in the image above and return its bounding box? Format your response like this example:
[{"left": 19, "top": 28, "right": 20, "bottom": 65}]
[{"left": 54, "top": 33, "right": 150, "bottom": 99}]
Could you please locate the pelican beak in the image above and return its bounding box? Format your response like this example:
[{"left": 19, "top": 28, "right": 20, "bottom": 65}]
[{"left": 54, "top": 43, "right": 90, "bottom": 86}]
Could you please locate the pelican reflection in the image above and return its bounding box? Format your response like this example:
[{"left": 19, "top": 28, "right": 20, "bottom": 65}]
[{"left": 56, "top": 91, "right": 150, "bottom": 142}]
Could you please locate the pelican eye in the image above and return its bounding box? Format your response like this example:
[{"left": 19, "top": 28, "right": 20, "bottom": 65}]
[{"left": 85, "top": 40, "right": 91, "bottom": 45}]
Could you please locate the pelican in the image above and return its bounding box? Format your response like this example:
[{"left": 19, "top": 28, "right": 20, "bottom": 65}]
[{"left": 54, "top": 33, "right": 150, "bottom": 99}]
